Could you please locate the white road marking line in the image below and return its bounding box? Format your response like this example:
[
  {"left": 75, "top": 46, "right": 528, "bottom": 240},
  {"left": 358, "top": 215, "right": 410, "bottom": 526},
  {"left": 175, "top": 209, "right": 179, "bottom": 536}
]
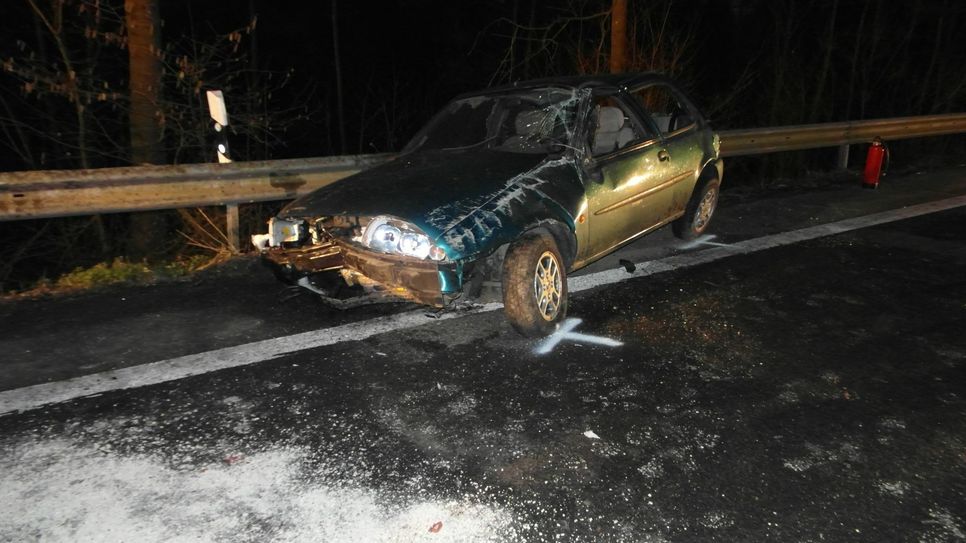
[
  {"left": 569, "top": 194, "right": 966, "bottom": 293},
  {"left": 2, "top": 193, "right": 965, "bottom": 416},
  {"left": 0, "top": 303, "right": 502, "bottom": 416}
]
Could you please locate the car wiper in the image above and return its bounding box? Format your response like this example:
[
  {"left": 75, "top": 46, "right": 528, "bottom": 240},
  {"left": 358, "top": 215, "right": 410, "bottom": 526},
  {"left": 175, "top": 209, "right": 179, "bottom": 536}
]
[
  {"left": 440, "top": 135, "right": 499, "bottom": 151},
  {"left": 532, "top": 136, "right": 582, "bottom": 155}
]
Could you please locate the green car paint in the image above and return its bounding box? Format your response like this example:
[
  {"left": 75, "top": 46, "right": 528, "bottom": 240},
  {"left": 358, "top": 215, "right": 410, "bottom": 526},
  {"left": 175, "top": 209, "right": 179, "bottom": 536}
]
[{"left": 266, "top": 72, "right": 722, "bottom": 305}]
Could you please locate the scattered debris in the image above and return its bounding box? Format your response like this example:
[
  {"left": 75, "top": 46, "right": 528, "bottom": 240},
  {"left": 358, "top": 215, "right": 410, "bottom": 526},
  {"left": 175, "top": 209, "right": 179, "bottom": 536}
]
[
  {"left": 583, "top": 430, "right": 601, "bottom": 440},
  {"left": 453, "top": 300, "right": 485, "bottom": 312},
  {"left": 279, "top": 287, "right": 304, "bottom": 302},
  {"left": 250, "top": 233, "right": 272, "bottom": 250},
  {"left": 1, "top": 441, "right": 514, "bottom": 541},
  {"left": 296, "top": 276, "right": 327, "bottom": 296},
  {"left": 618, "top": 259, "right": 636, "bottom": 273},
  {"left": 429, "top": 521, "right": 443, "bottom": 533},
  {"left": 223, "top": 454, "right": 244, "bottom": 465}
]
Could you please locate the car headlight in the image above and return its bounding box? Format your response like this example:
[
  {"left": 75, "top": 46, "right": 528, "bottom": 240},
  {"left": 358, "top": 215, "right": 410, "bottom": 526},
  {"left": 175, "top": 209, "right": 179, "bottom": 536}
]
[
  {"left": 267, "top": 217, "right": 305, "bottom": 245},
  {"left": 362, "top": 216, "right": 446, "bottom": 261},
  {"left": 368, "top": 222, "right": 402, "bottom": 253},
  {"left": 400, "top": 232, "right": 431, "bottom": 259}
]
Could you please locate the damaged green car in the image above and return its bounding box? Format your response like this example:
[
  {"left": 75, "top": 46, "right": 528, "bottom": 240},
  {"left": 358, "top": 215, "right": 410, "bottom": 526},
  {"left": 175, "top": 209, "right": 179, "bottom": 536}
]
[{"left": 254, "top": 73, "right": 723, "bottom": 336}]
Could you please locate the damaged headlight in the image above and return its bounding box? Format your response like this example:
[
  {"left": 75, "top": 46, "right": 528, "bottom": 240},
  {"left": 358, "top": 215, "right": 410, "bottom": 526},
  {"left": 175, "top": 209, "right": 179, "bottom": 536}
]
[{"left": 363, "top": 216, "right": 446, "bottom": 261}]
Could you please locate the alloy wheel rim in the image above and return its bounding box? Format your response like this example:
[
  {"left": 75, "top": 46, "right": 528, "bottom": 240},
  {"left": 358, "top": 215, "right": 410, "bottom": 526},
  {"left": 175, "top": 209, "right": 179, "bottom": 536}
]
[
  {"left": 533, "top": 251, "right": 562, "bottom": 321},
  {"left": 693, "top": 186, "right": 718, "bottom": 230}
]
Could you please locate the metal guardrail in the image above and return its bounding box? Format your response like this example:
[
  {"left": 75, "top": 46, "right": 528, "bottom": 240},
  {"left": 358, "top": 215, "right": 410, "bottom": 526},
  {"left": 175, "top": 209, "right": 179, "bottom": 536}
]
[
  {"left": 0, "top": 153, "right": 393, "bottom": 221},
  {"left": 1, "top": 112, "right": 964, "bottom": 248},
  {"left": 717, "top": 113, "right": 966, "bottom": 157}
]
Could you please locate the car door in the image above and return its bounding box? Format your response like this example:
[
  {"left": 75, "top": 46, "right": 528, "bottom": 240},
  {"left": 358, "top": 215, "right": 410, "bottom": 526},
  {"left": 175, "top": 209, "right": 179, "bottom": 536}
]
[
  {"left": 627, "top": 83, "right": 705, "bottom": 217},
  {"left": 582, "top": 93, "right": 678, "bottom": 260}
]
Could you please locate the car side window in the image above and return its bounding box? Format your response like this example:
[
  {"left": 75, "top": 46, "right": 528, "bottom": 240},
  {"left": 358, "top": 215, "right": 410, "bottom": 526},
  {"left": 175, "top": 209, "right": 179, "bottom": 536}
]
[
  {"left": 631, "top": 85, "right": 695, "bottom": 136},
  {"left": 589, "top": 96, "right": 652, "bottom": 156}
]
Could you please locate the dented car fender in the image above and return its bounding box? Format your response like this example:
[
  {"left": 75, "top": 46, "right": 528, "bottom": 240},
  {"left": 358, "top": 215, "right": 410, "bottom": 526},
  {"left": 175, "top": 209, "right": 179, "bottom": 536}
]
[{"left": 436, "top": 156, "right": 584, "bottom": 265}]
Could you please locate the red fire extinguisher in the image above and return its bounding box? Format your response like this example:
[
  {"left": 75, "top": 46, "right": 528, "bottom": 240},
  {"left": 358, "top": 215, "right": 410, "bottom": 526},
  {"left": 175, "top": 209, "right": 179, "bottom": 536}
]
[{"left": 862, "top": 137, "right": 889, "bottom": 189}]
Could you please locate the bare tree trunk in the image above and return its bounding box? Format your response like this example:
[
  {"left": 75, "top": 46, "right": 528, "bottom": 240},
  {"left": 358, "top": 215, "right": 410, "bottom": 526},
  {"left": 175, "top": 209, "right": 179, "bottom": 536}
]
[
  {"left": 247, "top": 0, "right": 258, "bottom": 160},
  {"left": 26, "top": 0, "right": 110, "bottom": 253},
  {"left": 858, "top": 1, "right": 886, "bottom": 119},
  {"left": 332, "top": 0, "right": 346, "bottom": 154},
  {"left": 125, "top": 0, "right": 166, "bottom": 258},
  {"left": 915, "top": 0, "right": 947, "bottom": 114},
  {"left": 609, "top": 0, "right": 627, "bottom": 74},
  {"left": 522, "top": 0, "right": 537, "bottom": 78},
  {"left": 808, "top": 0, "right": 838, "bottom": 122},
  {"left": 508, "top": 0, "right": 519, "bottom": 80},
  {"left": 844, "top": 1, "right": 869, "bottom": 121},
  {"left": 26, "top": 0, "right": 90, "bottom": 169},
  {"left": 125, "top": 0, "right": 163, "bottom": 165}
]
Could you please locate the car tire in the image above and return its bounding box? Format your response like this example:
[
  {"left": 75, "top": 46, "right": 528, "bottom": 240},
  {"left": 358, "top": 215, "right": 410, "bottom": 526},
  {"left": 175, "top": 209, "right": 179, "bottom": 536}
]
[
  {"left": 672, "top": 177, "right": 720, "bottom": 240},
  {"left": 502, "top": 230, "right": 568, "bottom": 337}
]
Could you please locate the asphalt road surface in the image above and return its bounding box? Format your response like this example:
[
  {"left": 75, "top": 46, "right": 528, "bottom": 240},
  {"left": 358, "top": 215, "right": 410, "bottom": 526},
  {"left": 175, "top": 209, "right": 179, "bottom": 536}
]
[{"left": 1, "top": 169, "right": 965, "bottom": 542}]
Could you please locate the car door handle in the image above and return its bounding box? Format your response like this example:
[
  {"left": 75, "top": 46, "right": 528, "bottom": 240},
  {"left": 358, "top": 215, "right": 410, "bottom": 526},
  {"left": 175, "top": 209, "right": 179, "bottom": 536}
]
[{"left": 658, "top": 149, "right": 670, "bottom": 162}]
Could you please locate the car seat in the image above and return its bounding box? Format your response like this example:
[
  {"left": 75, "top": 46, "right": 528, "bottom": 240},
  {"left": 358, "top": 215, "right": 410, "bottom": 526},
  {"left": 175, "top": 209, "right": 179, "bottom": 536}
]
[
  {"left": 502, "top": 109, "right": 547, "bottom": 149},
  {"left": 593, "top": 106, "right": 635, "bottom": 155}
]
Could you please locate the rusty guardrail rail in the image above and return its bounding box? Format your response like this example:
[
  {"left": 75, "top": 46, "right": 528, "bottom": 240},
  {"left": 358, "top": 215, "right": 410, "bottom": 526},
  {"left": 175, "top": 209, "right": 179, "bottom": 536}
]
[
  {"left": 717, "top": 112, "right": 966, "bottom": 157},
  {"left": 1, "top": 112, "right": 965, "bottom": 248},
  {"left": 0, "top": 153, "right": 393, "bottom": 220}
]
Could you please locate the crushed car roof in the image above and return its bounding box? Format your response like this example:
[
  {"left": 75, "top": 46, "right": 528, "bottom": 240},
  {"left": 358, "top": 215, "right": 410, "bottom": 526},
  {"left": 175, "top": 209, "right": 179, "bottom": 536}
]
[{"left": 457, "top": 72, "right": 671, "bottom": 98}]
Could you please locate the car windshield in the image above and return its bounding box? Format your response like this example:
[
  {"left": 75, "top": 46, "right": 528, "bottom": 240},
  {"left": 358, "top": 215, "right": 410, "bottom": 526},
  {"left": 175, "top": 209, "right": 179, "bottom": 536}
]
[{"left": 403, "top": 88, "right": 580, "bottom": 155}]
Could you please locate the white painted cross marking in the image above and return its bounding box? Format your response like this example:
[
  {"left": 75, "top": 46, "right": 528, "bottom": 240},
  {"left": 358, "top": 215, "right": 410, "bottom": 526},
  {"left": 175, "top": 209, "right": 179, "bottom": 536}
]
[
  {"left": 534, "top": 318, "right": 623, "bottom": 355},
  {"left": 678, "top": 234, "right": 734, "bottom": 250}
]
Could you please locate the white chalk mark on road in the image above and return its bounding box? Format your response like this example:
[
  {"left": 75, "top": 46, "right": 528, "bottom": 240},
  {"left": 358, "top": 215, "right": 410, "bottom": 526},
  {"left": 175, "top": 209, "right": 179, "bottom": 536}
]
[
  {"left": 534, "top": 318, "right": 623, "bottom": 355},
  {"left": 3, "top": 193, "right": 966, "bottom": 415},
  {"left": 677, "top": 234, "right": 734, "bottom": 250}
]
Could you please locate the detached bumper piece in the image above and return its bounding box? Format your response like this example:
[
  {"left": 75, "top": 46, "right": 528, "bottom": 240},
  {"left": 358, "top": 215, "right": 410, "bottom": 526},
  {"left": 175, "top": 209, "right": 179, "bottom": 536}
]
[
  {"left": 340, "top": 242, "right": 451, "bottom": 307},
  {"left": 262, "top": 240, "right": 457, "bottom": 308},
  {"left": 261, "top": 240, "right": 343, "bottom": 283}
]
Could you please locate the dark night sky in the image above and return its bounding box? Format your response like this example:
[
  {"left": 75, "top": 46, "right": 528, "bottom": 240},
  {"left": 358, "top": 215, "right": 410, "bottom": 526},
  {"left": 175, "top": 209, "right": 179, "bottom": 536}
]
[
  {"left": 161, "top": 0, "right": 513, "bottom": 153},
  {"left": 1, "top": 0, "right": 964, "bottom": 165},
  {"left": 158, "top": 0, "right": 732, "bottom": 157}
]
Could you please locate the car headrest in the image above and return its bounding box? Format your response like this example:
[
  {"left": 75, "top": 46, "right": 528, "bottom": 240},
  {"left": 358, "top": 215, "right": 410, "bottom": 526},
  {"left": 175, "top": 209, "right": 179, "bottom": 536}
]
[
  {"left": 515, "top": 109, "right": 546, "bottom": 135},
  {"left": 596, "top": 106, "right": 625, "bottom": 133}
]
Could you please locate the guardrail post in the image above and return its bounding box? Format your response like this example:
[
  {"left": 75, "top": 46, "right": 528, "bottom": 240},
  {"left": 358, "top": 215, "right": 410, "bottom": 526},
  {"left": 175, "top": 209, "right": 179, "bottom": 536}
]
[
  {"left": 226, "top": 204, "right": 240, "bottom": 253},
  {"left": 836, "top": 144, "right": 850, "bottom": 170}
]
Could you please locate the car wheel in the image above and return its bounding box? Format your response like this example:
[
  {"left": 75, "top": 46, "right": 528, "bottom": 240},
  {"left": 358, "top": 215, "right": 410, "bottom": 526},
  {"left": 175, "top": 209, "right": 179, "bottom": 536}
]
[
  {"left": 672, "top": 177, "right": 720, "bottom": 240},
  {"left": 502, "top": 231, "right": 568, "bottom": 337}
]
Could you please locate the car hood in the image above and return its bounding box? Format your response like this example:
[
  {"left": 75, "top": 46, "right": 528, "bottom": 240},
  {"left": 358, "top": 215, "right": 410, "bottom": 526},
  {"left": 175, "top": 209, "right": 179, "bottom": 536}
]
[{"left": 279, "top": 149, "right": 551, "bottom": 238}]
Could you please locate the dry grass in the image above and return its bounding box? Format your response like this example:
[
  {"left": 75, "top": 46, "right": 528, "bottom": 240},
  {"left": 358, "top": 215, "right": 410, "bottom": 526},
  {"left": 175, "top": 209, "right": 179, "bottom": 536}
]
[{"left": 3, "top": 254, "right": 214, "bottom": 299}]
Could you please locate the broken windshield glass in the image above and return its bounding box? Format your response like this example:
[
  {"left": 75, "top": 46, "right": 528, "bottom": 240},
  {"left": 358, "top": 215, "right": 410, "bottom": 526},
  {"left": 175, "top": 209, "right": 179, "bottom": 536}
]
[{"left": 403, "top": 88, "right": 581, "bottom": 155}]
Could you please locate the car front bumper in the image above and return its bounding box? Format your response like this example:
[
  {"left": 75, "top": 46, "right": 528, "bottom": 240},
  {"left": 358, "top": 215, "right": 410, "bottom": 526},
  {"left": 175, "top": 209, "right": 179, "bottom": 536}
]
[{"left": 261, "top": 240, "right": 460, "bottom": 307}]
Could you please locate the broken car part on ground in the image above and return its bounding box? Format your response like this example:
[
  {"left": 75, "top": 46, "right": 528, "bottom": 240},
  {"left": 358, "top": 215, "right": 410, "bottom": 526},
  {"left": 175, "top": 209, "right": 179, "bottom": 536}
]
[{"left": 253, "top": 73, "right": 723, "bottom": 336}]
